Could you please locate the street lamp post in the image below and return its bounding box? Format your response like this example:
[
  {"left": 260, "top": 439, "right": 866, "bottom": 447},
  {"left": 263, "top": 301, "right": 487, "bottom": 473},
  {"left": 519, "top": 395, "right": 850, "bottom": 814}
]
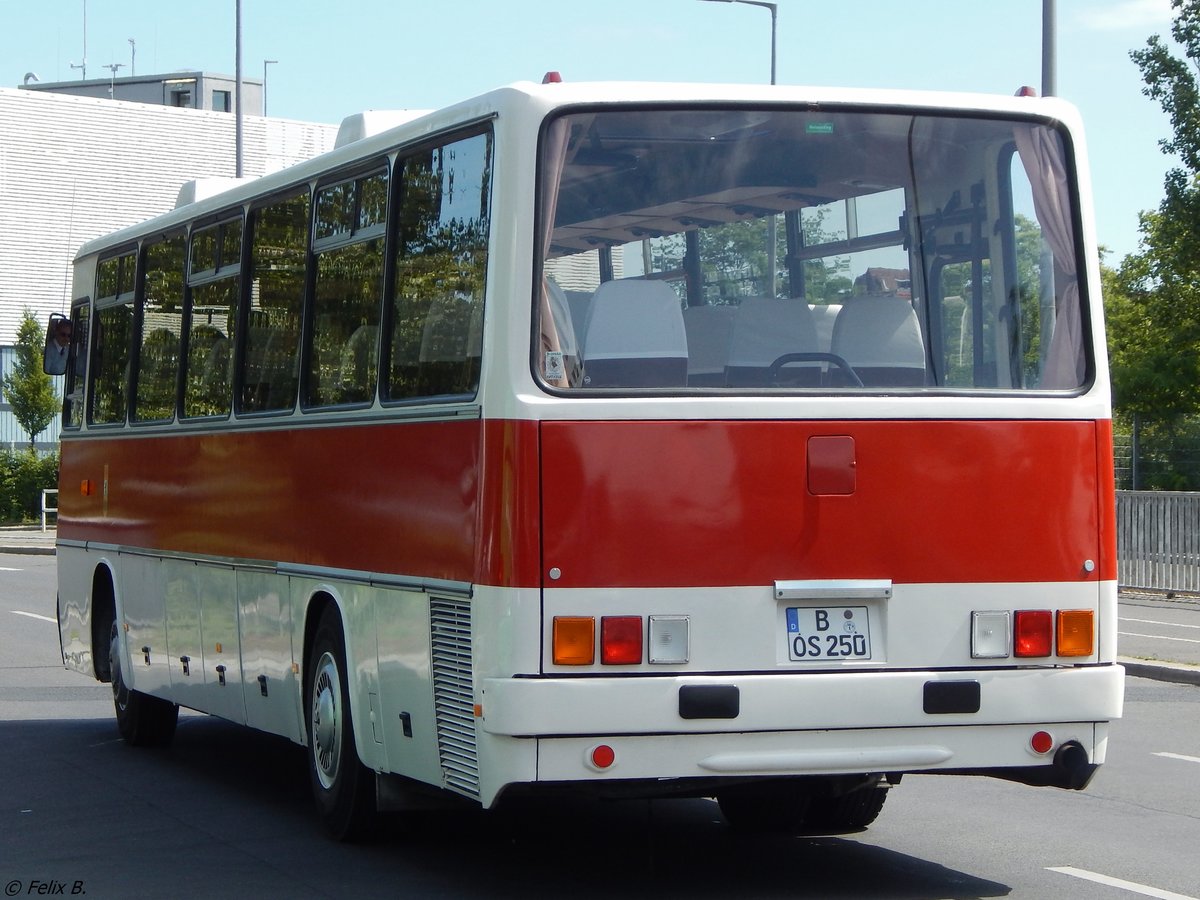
[
  {"left": 698, "top": 0, "right": 779, "bottom": 294},
  {"left": 698, "top": 0, "right": 777, "bottom": 85},
  {"left": 263, "top": 59, "right": 278, "bottom": 116}
]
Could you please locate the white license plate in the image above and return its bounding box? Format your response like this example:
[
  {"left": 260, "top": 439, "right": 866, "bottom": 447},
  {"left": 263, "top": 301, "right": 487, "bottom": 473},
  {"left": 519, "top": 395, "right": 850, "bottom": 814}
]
[{"left": 786, "top": 606, "right": 872, "bottom": 661}]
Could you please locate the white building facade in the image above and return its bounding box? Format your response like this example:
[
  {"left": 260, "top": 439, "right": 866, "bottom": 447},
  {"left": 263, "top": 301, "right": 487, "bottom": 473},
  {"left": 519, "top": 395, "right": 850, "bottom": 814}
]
[{"left": 0, "top": 86, "right": 337, "bottom": 449}]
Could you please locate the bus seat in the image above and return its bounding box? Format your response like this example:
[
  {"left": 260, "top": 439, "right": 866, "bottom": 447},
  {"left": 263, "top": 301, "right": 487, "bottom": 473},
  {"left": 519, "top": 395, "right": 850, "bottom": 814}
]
[
  {"left": 724, "top": 297, "right": 820, "bottom": 387},
  {"left": 340, "top": 324, "right": 379, "bottom": 401},
  {"left": 830, "top": 296, "right": 927, "bottom": 387},
  {"left": 809, "top": 303, "right": 842, "bottom": 354},
  {"left": 683, "top": 304, "right": 737, "bottom": 386},
  {"left": 565, "top": 290, "right": 593, "bottom": 354},
  {"left": 582, "top": 279, "right": 687, "bottom": 388}
]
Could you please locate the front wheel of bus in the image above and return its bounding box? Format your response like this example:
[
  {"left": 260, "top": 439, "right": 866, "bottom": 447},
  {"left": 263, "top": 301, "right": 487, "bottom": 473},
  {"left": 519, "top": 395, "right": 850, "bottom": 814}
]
[
  {"left": 307, "top": 607, "right": 376, "bottom": 841},
  {"left": 109, "top": 621, "right": 178, "bottom": 747}
]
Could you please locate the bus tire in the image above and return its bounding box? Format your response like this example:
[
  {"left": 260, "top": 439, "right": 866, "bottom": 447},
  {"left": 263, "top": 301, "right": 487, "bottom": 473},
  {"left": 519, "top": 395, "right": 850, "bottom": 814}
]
[
  {"left": 803, "top": 784, "right": 889, "bottom": 834},
  {"left": 109, "top": 620, "right": 178, "bottom": 747},
  {"left": 717, "top": 779, "right": 811, "bottom": 833},
  {"left": 306, "top": 606, "right": 376, "bottom": 841}
]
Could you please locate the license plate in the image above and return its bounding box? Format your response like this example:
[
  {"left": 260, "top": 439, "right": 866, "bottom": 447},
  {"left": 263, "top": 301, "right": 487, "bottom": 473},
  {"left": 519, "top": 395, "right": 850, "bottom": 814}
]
[{"left": 786, "top": 606, "right": 872, "bottom": 662}]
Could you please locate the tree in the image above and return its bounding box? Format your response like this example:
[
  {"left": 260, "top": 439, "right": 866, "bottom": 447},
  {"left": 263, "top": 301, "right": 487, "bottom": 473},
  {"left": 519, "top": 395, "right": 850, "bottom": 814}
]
[
  {"left": 2, "top": 310, "right": 60, "bottom": 448},
  {"left": 1117, "top": 1, "right": 1200, "bottom": 430}
]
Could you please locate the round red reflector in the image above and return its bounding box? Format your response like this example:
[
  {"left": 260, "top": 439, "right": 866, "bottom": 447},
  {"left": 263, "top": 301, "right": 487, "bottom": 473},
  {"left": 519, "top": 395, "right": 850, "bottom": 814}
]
[
  {"left": 1031, "top": 731, "right": 1054, "bottom": 754},
  {"left": 591, "top": 744, "right": 616, "bottom": 769}
]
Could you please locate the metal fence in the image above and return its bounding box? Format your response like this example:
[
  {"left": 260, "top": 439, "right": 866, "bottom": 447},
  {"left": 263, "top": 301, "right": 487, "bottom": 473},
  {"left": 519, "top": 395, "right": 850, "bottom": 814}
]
[{"left": 1116, "top": 490, "right": 1200, "bottom": 593}]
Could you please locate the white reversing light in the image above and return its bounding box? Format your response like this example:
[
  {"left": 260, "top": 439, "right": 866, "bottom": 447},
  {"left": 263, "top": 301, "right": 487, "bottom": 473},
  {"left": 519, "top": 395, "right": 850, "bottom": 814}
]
[
  {"left": 971, "top": 610, "right": 1011, "bottom": 659},
  {"left": 648, "top": 616, "right": 689, "bottom": 664}
]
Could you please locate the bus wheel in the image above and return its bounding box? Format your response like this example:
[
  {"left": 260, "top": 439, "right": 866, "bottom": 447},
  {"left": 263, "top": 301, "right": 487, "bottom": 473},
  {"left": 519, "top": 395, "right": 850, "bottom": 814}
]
[
  {"left": 306, "top": 607, "right": 376, "bottom": 841},
  {"left": 717, "top": 779, "right": 811, "bottom": 833},
  {"left": 109, "top": 621, "right": 178, "bottom": 747},
  {"left": 803, "top": 783, "right": 889, "bottom": 834}
]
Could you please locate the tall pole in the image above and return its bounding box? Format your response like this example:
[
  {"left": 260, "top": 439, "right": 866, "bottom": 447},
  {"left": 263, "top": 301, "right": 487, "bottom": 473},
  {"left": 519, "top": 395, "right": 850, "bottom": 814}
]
[
  {"left": 129, "top": 38, "right": 136, "bottom": 76},
  {"left": 1042, "top": 0, "right": 1056, "bottom": 97},
  {"left": 698, "top": 0, "right": 778, "bottom": 293},
  {"left": 263, "top": 59, "right": 278, "bottom": 116},
  {"left": 235, "top": 0, "right": 244, "bottom": 177},
  {"left": 70, "top": 0, "right": 88, "bottom": 80}
]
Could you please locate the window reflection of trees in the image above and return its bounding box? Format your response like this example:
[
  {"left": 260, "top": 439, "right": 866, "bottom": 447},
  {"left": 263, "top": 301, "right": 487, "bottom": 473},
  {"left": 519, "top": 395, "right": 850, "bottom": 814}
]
[{"left": 388, "top": 133, "right": 491, "bottom": 401}]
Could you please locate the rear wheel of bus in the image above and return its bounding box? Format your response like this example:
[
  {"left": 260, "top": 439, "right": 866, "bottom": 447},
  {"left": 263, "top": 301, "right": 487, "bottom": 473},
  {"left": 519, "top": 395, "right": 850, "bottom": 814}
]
[
  {"left": 109, "top": 620, "right": 178, "bottom": 747},
  {"left": 306, "top": 605, "right": 376, "bottom": 841}
]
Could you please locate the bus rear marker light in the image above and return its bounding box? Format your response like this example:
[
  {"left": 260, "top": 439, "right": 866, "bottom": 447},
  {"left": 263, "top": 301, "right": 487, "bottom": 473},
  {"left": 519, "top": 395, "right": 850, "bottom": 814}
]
[
  {"left": 1031, "top": 731, "right": 1054, "bottom": 754},
  {"left": 587, "top": 744, "right": 616, "bottom": 770},
  {"left": 553, "top": 616, "right": 595, "bottom": 665},
  {"left": 1057, "top": 610, "right": 1094, "bottom": 657}
]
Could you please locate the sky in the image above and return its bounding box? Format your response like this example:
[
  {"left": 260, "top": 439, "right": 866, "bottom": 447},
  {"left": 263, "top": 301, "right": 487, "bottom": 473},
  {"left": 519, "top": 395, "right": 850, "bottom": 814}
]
[{"left": 0, "top": 0, "right": 1184, "bottom": 262}]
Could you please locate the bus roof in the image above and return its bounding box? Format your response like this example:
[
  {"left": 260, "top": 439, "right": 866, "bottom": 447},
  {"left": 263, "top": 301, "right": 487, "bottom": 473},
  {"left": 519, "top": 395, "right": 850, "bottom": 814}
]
[{"left": 74, "top": 79, "right": 1083, "bottom": 262}]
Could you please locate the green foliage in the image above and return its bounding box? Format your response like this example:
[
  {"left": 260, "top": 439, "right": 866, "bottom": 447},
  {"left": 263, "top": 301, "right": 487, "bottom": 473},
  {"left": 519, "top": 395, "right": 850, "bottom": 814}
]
[
  {"left": 1, "top": 310, "right": 60, "bottom": 447},
  {"left": 0, "top": 449, "right": 58, "bottom": 523},
  {"left": 1117, "top": 0, "right": 1200, "bottom": 437}
]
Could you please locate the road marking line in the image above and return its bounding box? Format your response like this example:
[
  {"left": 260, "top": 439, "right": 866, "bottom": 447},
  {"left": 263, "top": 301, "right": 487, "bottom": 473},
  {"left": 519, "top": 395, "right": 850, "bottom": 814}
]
[
  {"left": 1048, "top": 866, "right": 1199, "bottom": 900},
  {"left": 1122, "top": 617, "right": 1200, "bottom": 631},
  {"left": 1154, "top": 751, "right": 1200, "bottom": 765},
  {"left": 0, "top": 566, "right": 21, "bottom": 572},
  {"left": 1119, "top": 630, "right": 1200, "bottom": 645},
  {"left": 12, "top": 610, "right": 56, "bottom": 623}
]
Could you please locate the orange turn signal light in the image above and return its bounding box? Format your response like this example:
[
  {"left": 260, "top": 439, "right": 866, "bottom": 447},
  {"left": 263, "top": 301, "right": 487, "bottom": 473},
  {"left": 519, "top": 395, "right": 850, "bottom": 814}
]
[
  {"left": 553, "top": 616, "right": 595, "bottom": 665},
  {"left": 1057, "top": 609, "right": 1095, "bottom": 657}
]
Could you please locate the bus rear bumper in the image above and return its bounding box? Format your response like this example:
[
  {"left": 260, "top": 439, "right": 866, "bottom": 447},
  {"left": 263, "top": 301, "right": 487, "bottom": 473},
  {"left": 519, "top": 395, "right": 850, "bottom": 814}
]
[
  {"left": 479, "top": 664, "right": 1125, "bottom": 738},
  {"left": 474, "top": 665, "right": 1123, "bottom": 802}
]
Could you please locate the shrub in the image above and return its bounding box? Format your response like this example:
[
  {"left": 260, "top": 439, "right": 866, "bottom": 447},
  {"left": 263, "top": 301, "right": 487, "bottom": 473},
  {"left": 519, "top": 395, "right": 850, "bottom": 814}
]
[{"left": 0, "top": 449, "right": 59, "bottom": 524}]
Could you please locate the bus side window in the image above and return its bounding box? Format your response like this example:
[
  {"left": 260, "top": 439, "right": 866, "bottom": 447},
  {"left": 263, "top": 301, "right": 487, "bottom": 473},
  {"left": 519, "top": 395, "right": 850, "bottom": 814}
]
[
  {"left": 89, "top": 251, "right": 137, "bottom": 426},
  {"left": 242, "top": 191, "right": 309, "bottom": 413},
  {"left": 387, "top": 130, "right": 492, "bottom": 402},
  {"left": 62, "top": 304, "right": 90, "bottom": 428},
  {"left": 134, "top": 234, "right": 186, "bottom": 422},
  {"left": 184, "top": 219, "right": 241, "bottom": 419},
  {"left": 305, "top": 170, "right": 387, "bottom": 409}
]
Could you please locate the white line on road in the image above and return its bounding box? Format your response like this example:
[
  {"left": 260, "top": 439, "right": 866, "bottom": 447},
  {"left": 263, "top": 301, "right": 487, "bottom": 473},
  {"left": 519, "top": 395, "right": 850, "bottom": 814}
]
[
  {"left": 1122, "top": 616, "right": 1200, "bottom": 631},
  {"left": 1119, "top": 630, "right": 1200, "bottom": 645},
  {"left": 0, "top": 566, "right": 21, "bottom": 572},
  {"left": 12, "top": 610, "right": 56, "bottom": 623},
  {"left": 1153, "top": 751, "right": 1200, "bottom": 765},
  {"left": 1048, "top": 866, "right": 1199, "bottom": 900}
]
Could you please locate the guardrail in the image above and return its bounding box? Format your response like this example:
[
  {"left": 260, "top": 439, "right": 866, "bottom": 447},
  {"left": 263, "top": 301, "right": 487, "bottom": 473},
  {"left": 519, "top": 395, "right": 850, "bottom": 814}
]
[
  {"left": 41, "top": 488, "right": 57, "bottom": 533},
  {"left": 1117, "top": 490, "right": 1200, "bottom": 593}
]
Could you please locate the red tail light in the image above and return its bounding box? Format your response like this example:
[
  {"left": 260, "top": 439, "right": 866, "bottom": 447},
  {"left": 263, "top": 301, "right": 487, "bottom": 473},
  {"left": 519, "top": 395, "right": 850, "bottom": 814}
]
[
  {"left": 1014, "top": 610, "right": 1053, "bottom": 657},
  {"left": 601, "top": 616, "right": 643, "bottom": 665}
]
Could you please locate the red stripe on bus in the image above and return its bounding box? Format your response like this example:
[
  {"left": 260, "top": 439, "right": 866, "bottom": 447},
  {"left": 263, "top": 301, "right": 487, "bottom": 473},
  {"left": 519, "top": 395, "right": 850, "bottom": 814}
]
[
  {"left": 59, "top": 417, "right": 1114, "bottom": 590},
  {"left": 540, "top": 419, "right": 1115, "bottom": 588}
]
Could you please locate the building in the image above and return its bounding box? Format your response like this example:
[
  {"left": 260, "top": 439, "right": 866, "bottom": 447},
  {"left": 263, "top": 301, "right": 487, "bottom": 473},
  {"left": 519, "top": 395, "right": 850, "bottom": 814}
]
[
  {"left": 0, "top": 79, "right": 337, "bottom": 450},
  {"left": 21, "top": 71, "right": 264, "bottom": 115}
]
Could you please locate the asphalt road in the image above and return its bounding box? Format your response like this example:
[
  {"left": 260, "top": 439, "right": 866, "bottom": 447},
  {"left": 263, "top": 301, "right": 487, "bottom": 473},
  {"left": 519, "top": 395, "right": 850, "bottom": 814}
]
[{"left": 3, "top": 555, "right": 1199, "bottom": 899}]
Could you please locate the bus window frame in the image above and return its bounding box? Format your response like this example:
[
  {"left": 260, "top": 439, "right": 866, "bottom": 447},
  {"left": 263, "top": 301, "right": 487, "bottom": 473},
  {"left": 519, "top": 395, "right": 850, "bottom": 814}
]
[
  {"left": 182, "top": 211, "right": 245, "bottom": 422},
  {"left": 302, "top": 160, "right": 391, "bottom": 413},
  {"left": 87, "top": 248, "right": 139, "bottom": 428},
  {"left": 379, "top": 125, "right": 494, "bottom": 410},
  {"left": 530, "top": 104, "right": 1096, "bottom": 399}
]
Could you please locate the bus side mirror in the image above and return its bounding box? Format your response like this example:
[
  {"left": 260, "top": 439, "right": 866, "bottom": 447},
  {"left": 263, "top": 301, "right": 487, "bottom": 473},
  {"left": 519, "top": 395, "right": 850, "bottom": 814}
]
[{"left": 43, "top": 313, "right": 71, "bottom": 376}]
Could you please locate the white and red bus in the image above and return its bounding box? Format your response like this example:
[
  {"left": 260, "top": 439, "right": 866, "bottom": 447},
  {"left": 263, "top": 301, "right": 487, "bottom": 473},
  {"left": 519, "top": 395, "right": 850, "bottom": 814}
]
[{"left": 49, "top": 78, "right": 1124, "bottom": 839}]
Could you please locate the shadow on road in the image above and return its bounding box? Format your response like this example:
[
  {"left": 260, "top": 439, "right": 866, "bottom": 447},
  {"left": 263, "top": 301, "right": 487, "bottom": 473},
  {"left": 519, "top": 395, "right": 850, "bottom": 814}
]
[{"left": 3, "top": 715, "right": 1010, "bottom": 899}]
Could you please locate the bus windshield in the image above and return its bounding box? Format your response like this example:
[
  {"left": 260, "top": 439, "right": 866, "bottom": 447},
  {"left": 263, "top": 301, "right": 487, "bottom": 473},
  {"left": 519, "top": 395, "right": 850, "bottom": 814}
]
[{"left": 535, "top": 106, "right": 1087, "bottom": 394}]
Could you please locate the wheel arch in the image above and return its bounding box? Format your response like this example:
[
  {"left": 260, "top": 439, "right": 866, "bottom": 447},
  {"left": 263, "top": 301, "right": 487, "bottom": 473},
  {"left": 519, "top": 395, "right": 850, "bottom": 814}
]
[{"left": 89, "top": 561, "right": 118, "bottom": 683}]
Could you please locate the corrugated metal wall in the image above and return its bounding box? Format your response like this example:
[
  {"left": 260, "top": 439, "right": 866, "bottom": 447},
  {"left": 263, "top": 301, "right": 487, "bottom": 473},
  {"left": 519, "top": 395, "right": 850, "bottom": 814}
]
[
  {"left": 0, "top": 86, "right": 337, "bottom": 344},
  {"left": 0, "top": 86, "right": 337, "bottom": 447}
]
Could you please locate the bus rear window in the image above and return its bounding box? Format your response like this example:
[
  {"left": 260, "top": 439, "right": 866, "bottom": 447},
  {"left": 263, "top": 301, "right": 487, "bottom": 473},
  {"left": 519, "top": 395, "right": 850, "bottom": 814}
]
[{"left": 535, "top": 108, "right": 1087, "bottom": 394}]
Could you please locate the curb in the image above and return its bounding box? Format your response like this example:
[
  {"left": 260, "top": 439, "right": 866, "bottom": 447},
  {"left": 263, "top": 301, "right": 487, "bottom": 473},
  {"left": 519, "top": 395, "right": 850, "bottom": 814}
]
[{"left": 1119, "top": 657, "right": 1200, "bottom": 687}]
